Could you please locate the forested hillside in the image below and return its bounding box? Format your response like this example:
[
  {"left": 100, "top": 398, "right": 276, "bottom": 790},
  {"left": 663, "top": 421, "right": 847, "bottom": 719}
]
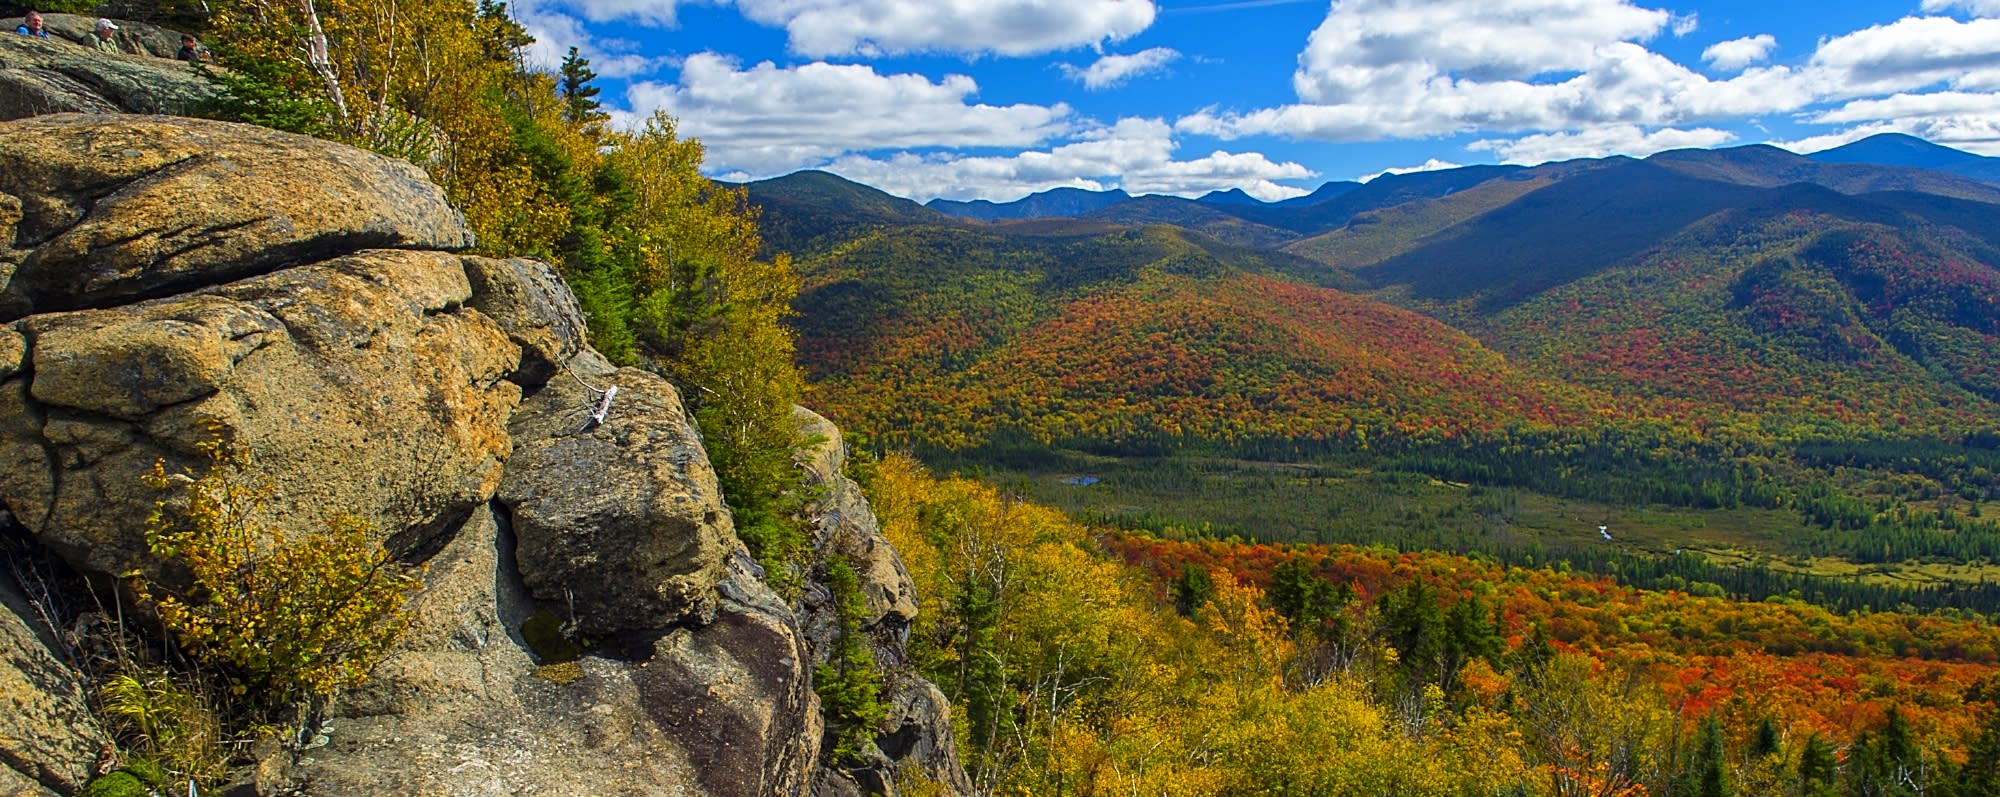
[
  {"left": 89, "top": 3, "right": 2000, "bottom": 794},
  {"left": 867, "top": 453, "right": 2000, "bottom": 797},
  {"left": 765, "top": 149, "right": 2000, "bottom": 622}
]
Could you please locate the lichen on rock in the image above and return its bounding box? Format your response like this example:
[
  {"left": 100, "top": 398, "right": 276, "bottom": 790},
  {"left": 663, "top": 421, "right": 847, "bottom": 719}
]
[{"left": 0, "top": 104, "right": 968, "bottom": 797}]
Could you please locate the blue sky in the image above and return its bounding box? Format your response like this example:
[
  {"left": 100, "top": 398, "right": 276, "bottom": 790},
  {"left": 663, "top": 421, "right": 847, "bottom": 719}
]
[{"left": 504, "top": 0, "right": 2000, "bottom": 203}]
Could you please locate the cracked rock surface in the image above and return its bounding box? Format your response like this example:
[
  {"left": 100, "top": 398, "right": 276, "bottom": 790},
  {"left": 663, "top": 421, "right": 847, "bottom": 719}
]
[{"left": 0, "top": 112, "right": 966, "bottom": 796}]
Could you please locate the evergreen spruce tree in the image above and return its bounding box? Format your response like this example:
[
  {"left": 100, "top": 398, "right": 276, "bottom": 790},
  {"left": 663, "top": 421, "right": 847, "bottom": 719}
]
[
  {"left": 1956, "top": 680, "right": 2000, "bottom": 797},
  {"left": 952, "top": 579, "right": 1006, "bottom": 781},
  {"left": 559, "top": 47, "right": 608, "bottom": 128},
  {"left": 474, "top": 0, "right": 534, "bottom": 63},
  {"left": 1797, "top": 732, "right": 1837, "bottom": 797},
  {"left": 1170, "top": 565, "right": 1214, "bottom": 618},
  {"left": 1267, "top": 557, "right": 1349, "bottom": 633},
  {"left": 1753, "top": 716, "right": 1781, "bottom": 759},
  {"left": 1687, "top": 715, "right": 1729, "bottom": 797},
  {"left": 814, "top": 558, "right": 887, "bottom": 764}
]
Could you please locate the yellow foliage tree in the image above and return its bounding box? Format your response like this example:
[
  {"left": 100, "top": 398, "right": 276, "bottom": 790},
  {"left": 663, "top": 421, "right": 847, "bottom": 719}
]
[
  {"left": 866, "top": 454, "right": 1555, "bottom": 796},
  {"left": 133, "top": 433, "right": 419, "bottom": 707}
]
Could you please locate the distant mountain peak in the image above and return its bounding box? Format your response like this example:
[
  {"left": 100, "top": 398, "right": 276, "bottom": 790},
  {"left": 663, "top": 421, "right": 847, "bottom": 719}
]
[
  {"left": 1812, "top": 133, "right": 1983, "bottom": 165},
  {"left": 1806, "top": 134, "right": 2000, "bottom": 185},
  {"left": 929, "top": 186, "right": 1131, "bottom": 222},
  {"left": 1196, "top": 187, "right": 1262, "bottom": 206}
]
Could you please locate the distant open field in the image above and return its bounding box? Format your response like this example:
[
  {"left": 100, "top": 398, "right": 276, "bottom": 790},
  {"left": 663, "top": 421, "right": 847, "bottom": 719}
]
[{"left": 920, "top": 446, "right": 2000, "bottom": 608}]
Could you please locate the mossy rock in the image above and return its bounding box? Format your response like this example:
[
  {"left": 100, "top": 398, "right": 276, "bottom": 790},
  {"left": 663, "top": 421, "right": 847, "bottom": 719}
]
[
  {"left": 520, "top": 610, "right": 583, "bottom": 663},
  {"left": 532, "top": 661, "right": 586, "bottom": 685},
  {"left": 79, "top": 771, "right": 148, "bottom": 797},
  {"left": 79, "top": 759, "right": 166, "bottom": 797}
]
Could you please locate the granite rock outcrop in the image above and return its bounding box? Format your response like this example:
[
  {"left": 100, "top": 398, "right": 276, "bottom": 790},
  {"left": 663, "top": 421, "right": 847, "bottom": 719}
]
[
  {"left": 0, "top": 112, "right": 967, "bottom": 796},
  {"left": 0, "top": 26, "right": 216, "bottom": 120}
]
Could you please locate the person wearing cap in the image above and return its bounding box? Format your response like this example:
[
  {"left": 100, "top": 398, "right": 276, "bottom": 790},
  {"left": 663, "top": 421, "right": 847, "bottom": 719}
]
[
  {"left": 15, "top": 11, "right": 49, "bottom": 38},
  {"left": 176, "top": 33, "right": 211, "bottom": 62},
  {"left": 91, "top": 18, "right": 119, "bottom": 53}
]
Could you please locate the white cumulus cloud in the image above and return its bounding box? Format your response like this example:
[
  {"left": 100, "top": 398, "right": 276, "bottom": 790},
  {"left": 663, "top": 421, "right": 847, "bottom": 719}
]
[
  {"left": 1177, "top": 0, "right": 1815, "bottom": 144},
  {"left": 526, "top": 0, "right": 685, "bottom": 25},
  {"left": 1062, "top": 48, "right": 1183, "bottom": 90},
  {"left": 1289, "top": 0, "right": 1670, "bottom": 106},
  {"left": 1469, "top": 125, "right": 1737, "bottom": 164},
  {"left": 1811, "top": 90, "right": 2000, "bottom": 124},
  {"left": 1807, "top": 16, "right": 2000, "bottom": 97},
  {"left": 1921, "top": 0, "right": 2000, "bottom": 17},
  {"left": 1357, "top": 158, "right": 1465, "bottom": 183},
  {"left": 1702, "top": 34, "right": 1776, "bottom": 72},
  {"left": 528, "top": 0, "right": 1157, "bottom": 57},
  {"left": 507, "top": 1, "right": 673, "bottom": 78},
  {"left": 1170, "top": 0, "right": 2000, "bottom": 169},
  {"left": 820, "top": 118, "right": 1314, "bottom": 203},
  {"left": 733, "top": 0, "right": 1156, "bottom": 57},
  {"left": 622, "top": 54, "right": 1076, "bottom": 175}
]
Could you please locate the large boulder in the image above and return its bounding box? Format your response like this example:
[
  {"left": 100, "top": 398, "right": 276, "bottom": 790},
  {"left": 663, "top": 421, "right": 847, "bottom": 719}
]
[
  {"left": 11, "top": 15, "right": 188, "bottom": 59},
  {"left": 0, "top": 567, "right": 107, "bottom": 797},
  {"left": 0, "top": 114, "right": 504, "bottom": 579},
  {"left": 0, "top": 33, "right": 216, "bottom": 120},
  {"left": 461, "top": 256, "right": 587, "bottom": 390},
  {"left": 640, "top": 553, "right": 822, "bottom": 797},
  {"left": 498, "top": 351, "right": 735, "bottom": 635},
  {"left": 795, "top": 407, "right": 920, "bottom": 633},
  {"left": 0, "top": 112, "right": 969, "bottom": 797},
  {"left": 0, "top": 114, "right": 472, "bottom": 318},
  {"left": 793, "top": 408, "right": 971, "bottom": 796},
  {"left": 289, "top": 503, "right": 819, "bottom": 797},
  {"left": 0, "top": 249, "right": 520, "bottom": 580}
]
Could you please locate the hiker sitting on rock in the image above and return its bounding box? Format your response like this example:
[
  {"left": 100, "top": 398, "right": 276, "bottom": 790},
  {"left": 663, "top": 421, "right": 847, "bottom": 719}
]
[
  {"left": 177, "top": 33, "right": 211, "bottom": 63},
  {"left": 91, "top": 17, "right": 119, "bottom": 53},
  {"left": 14, "top": 10, "right": 48, "bottom": 38}
]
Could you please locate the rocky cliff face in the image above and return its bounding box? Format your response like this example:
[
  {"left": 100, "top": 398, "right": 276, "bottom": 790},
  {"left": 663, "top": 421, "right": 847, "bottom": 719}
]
[
  {"left": 0, "top": 22, "right": 216, "bottom": 121},
  {"left": 0, "top": 113, "right": 967, "bottom": 796}
]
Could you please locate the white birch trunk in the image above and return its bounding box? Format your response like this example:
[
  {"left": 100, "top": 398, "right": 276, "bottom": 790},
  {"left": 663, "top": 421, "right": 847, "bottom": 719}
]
[{"left": 299, "top": 0, "right": 348, "bottom": 122}]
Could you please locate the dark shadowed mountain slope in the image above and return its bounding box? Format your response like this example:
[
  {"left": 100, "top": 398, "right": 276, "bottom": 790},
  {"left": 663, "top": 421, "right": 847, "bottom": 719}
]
[
  {"left": 1282, "top": 172, "right": 1562, "bottom": 270},
  {"left": 1197, "top": 187, "right": 1263, "bottom": 206},
  {"left": 1648, "top": 144, "right": 2000, "bottom": 202},
  {"left": 928, "top": 186, "right": 1132, "bottom": 221},
  {"left": 1248, "top": 164, "right": 1528, "bottom": 234},
  {"left": 739, "top": 170, "right": 951, "bottom": 254},
  {"left": 1273, "top": 179, "right": 1364, "bottom": 208},
  {"left": 1808, "top": 133, "right": 2000, "bottom": 184},
  {"left": 1355, "top": 160, "right": 1767, "bottom": 308},
  {"left": 1079, "top": 195, "right": 1300, "bottom": 249}
]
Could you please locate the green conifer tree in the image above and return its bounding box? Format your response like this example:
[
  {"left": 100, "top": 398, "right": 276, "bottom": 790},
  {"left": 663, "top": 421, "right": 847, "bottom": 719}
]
[
  {"left": 558, "top": 47, "right": 607, "bottom": 128},
  {"left": 1956, "top": 679, "right": 2000, "bottom": 797},
  {"left": 1170, "top": 565, "right": 1214, "bottom": 618},
  {"left": 1754, "top": 716, "right": 1781, "bottom": 759},
  {"left": 474, "top": 0, "right": 534, "bottom": 63},
  {"left": 1797, "top": 732, "right": 1837, "bottom": 797},
  {"left": 814, "top": 558, "right": 887, "bottom": 764},
  {"left": 1267, "top": 557, "right": 1350, "bottom": 635},
  {"left": 1688, "top": 715, "right": 1729, "bottom": 797}
]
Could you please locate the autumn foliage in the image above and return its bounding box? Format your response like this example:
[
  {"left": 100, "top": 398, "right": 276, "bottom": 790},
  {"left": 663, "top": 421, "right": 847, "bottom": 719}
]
[
  {"left": 133, "top": 433, "right": 418, "bottom": 707},
  {"left": 868, "top": 453, "right": 2000, "bottom": 795}
]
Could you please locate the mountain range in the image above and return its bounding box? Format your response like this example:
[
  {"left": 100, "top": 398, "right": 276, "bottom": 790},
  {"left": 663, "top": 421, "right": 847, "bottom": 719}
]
[
  {"left": 746, "top": 134, "right": 2000, "bottom": 454},
  {"left": 915, "top": 134, "right": 2000, "bottom": 223}
]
